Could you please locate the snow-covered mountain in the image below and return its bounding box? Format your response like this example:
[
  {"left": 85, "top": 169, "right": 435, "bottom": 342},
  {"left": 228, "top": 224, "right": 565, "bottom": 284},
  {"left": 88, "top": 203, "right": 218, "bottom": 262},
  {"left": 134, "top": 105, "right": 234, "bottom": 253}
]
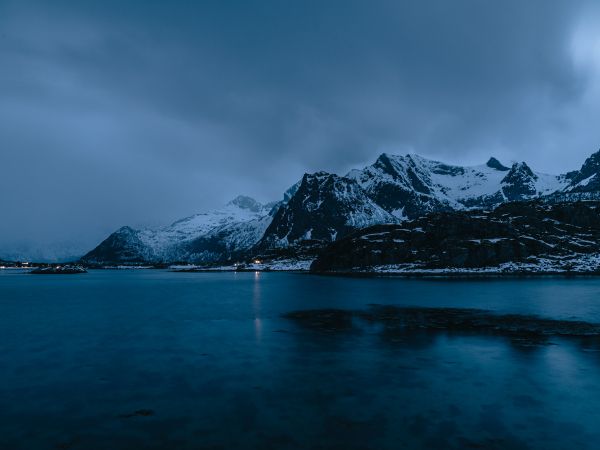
[
  {"left": 81, "top": 196, "right": 274, "bottom": 264},
  {"left": 549, "top": 150, "right": 600, "bottom": 201},
  {"left": 179, "top": 213, "right": 274, "bottom": 263},
  {"left": 347, "top": 153, "right": 567, "bottom": 218},
  {"left": 81, "top": 149, "right": 600, "bottom": 265},
  {"left": 258, "top": 172, "right": 396, "bottom": 249}
]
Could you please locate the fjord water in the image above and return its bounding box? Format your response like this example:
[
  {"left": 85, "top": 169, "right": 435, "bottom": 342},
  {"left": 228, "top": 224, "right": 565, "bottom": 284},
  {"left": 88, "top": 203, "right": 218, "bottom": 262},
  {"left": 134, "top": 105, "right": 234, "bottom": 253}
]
[{"left": 2, "top": 271, "right": 600, "bottom": 449}]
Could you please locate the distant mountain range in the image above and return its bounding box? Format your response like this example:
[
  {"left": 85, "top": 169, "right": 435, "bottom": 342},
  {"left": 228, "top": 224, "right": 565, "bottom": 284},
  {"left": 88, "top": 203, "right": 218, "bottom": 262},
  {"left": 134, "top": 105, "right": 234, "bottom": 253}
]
[{"left": 81, "top": 149, "right": 600, "bottom": 266}]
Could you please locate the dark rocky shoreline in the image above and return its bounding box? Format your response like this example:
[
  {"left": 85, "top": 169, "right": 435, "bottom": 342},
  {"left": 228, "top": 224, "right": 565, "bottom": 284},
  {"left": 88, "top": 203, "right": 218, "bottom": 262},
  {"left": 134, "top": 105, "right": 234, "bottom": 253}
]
[{"left": 310, "top": 201, "right": 600, "bottom": 273}]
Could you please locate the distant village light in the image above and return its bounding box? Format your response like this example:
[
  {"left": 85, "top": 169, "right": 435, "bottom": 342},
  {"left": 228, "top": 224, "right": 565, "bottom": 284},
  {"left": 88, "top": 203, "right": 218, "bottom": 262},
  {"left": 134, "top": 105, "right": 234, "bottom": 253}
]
[{"left": 253, "top": 259, "right": 262, "bottom": 264}]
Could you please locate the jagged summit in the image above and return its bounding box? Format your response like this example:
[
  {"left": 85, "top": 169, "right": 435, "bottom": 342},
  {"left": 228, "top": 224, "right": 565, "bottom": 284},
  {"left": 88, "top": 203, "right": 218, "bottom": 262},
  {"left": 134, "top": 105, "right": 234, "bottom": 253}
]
[
  {"left": 372, "top": 153, "right": 398, "bottom": 175},
  {"left": 500, "top": 162, "right": 539, "bottom": 201},
  {"left": 486, "top": 157, "right": 510, "bottom": 171},
  {"left": 259, "top": 171, "right": 396, "bottom": 248},
  {"left": 503, "top": 162, "right": 537, "bottom": 183},
  {"left": 227, "top": 195, "right": 263, "bottom": 212},
  {"left": 563, "top": 149, "right": 600, "bottom": 194},
  {"left": 579, "top": 149, "right": 600, "bottom": 174},
  {"left": 348, "top": 153, "right": 565, "bottom": 216}
]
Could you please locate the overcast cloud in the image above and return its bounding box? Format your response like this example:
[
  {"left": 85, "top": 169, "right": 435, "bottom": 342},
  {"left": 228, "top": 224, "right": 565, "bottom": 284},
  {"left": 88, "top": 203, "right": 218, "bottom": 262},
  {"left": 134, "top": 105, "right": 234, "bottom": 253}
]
[{"left": 1, "top": 0, "right": 600, "bottom": 259}]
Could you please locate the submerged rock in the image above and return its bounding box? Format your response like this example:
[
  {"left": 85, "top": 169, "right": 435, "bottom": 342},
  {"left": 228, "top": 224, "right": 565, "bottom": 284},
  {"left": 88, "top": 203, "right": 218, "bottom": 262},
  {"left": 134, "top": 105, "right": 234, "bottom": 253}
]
[
  {"left": 118, "top": 409, "right": 155, "bottom": 419},
  {"left": 284, "top": 306, "right": 600, "bottom": 339}
]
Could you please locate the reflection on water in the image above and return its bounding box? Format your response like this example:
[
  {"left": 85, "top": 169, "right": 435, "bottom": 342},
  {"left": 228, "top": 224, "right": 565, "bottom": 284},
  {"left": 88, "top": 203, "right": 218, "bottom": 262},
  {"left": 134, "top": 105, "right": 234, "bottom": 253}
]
[
  {"left": 1, "top": 270, "right": 600, "bottom": 449},
  {"left": 253, "top": 271, "right": 262, "bottom": 342}
]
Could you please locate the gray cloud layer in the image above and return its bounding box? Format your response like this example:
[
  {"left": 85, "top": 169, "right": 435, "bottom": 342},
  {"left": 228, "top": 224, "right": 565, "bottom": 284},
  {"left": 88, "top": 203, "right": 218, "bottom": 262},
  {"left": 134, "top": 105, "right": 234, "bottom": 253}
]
[{"left": 1, "top": 0, "right": 600, "bottom": 259}]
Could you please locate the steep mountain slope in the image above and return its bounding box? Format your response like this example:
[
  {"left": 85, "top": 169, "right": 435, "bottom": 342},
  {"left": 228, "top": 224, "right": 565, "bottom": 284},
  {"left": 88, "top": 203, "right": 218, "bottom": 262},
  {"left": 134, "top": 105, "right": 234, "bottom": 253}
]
[
  {"left": 347, "top": 154, "right": 567, "bottom": 218},
  {"left": 81, "top": 226, "right": 150, "bottom": 263},
  {"left": 81, "top": 196, "right": 272, "bottom": 264},
  {"left": 178, "top": 214, "right": 274, "bottom": 263},
  {"left": 311, "top": 201, "right": 600, "bottom": 273},
  {"left": 258, "top": 172, "right": 397, "bottom": 249},
  {"left": 549, "top": 149, "right": 600, "bottom": 201},
  {"left": 346, "top": 154, "right": 454, "bottom": 218}
]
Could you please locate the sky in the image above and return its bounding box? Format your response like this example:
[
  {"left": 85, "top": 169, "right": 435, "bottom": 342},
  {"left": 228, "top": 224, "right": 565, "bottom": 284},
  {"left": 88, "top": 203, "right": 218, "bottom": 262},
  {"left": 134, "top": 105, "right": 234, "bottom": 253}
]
[{"left": 1, "top": 0, "right": 600, "bottom": 260}]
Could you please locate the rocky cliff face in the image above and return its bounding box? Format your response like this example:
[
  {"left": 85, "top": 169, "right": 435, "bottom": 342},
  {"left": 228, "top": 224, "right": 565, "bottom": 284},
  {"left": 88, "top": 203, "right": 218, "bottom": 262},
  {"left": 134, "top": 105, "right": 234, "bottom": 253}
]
[
  {"left": 549, "top": 150, "right": 600, "bottom": 200},
  {"left": 500, "top": 162, "right": 539, "bottom": 201},
  {"left": 311, "top": 201, "right": 600, "bottom": 273},
  {"left": 259, "top": 172, "right": 396, "bottom": 249},
  {"left": 82, "top": 226, "right": 150, "bottom": 264},
  {"left": 486, "top": 157, "right": 510, "bottom": 171},
  {"left": 346, "top": 153, "right": 453, "bottom": 219}
]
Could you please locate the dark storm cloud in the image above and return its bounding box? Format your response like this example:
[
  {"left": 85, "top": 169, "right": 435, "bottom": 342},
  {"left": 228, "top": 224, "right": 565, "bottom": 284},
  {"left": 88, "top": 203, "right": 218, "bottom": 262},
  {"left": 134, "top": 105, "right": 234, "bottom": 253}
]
[{"left": 1, "top": 0, "right": 599, "bottom": 258}]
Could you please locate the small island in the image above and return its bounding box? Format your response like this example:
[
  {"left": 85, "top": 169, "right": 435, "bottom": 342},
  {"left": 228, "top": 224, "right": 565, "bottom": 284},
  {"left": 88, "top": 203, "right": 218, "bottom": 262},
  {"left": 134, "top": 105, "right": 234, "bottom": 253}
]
[{"left": 30, "top": 265, "right": 87, "bottom": 275}]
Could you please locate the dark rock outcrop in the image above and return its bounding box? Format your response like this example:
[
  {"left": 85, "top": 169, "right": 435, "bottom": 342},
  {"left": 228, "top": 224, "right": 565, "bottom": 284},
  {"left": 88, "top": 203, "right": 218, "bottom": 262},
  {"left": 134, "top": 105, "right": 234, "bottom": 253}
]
[
  {"left": 347, "top": 153, "right": 454, "bottom": 218},
  {"left": 311, "top": 201, "right": 600, "bottom": 272},
  {"left": 501, "top": 162, "right": 538, "bottom": 201},
  {"left": 486, "top": 157, "right": 510, "bottom": 171},
  {"left": 82, "top": 226, "right": 149, "bottom": 264},
  {"left": 258, "top": 171, "right": 395, "bottom": 248},
  {"left": 550, "top": 149, "right": 600, "bottom": 200},
  {"left": 285, "top": 306, "right": 600, "bottom": 339}
]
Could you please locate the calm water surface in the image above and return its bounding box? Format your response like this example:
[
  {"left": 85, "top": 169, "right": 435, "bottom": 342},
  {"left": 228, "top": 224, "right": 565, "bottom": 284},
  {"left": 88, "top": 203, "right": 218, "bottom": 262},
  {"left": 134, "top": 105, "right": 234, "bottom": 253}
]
[{"left": 2, "top": 270, "right": 600, "bottom": 449}]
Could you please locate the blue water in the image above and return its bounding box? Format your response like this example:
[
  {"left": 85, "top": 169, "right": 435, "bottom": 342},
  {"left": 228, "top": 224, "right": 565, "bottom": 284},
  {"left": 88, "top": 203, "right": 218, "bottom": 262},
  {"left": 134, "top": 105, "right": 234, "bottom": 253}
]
[{"left": 2, "top": 270, "right": 600, "bottom": 449}]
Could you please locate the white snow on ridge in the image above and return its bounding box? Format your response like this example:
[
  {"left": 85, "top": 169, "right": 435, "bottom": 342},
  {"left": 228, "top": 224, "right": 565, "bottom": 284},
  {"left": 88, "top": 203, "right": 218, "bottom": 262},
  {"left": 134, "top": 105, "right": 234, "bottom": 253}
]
[
  {"left": 567, "top": 173, "right": 597, "bottom": 191},
  {"left": 534, "top": 172, "right": 569, "bottom": 195},
  {"left": 348, "top": 153, "right": 569, "bottom": 208},
  {"left": 368, "top": 253, "right": 600, "bottom": 275},
  {"left": 418, "top": 156, "right": 568, "bottom": 203},
  {"left": 135, "top": 196, "right": 273, "bottom": 259},
  {"left": 428, "top": 163, "right": 504, "bottom": 204}
]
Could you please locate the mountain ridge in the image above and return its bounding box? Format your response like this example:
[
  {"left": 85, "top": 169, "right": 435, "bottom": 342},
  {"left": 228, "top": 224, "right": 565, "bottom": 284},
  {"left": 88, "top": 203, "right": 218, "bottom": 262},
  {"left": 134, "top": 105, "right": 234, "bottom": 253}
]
[{"left": 81, "top": 148, "right": 600, "bottom": 265}]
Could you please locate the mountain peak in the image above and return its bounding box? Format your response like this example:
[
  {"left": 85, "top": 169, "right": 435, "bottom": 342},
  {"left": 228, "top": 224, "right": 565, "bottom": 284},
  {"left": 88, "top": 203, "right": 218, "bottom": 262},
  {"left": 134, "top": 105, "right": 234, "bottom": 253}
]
[
  {"left": 373, "top": 153, "right": 397, "bottom": 175},
  {"left": 563, "top": 148, "right": 600, "bottom": 192},
  {"left": 577, "top": 149, "right": 600, "bottom": 178},
  {"left": 227, "top": 195, "right": 262, "bottom": 212},
  {"left": 501, "top": 162, "right": 538, "bottom": 201},
  {"left": 301, "top": 171, "right": 336, "bottom": 185},
  {"left": 259, "top": 170, "right": 395, "bottom": 248},
  {"left": 507, "top": 161, "right": 536, "bottom": 178},
  {"left": 486, "top": 157, "right": 509, "bottom": 171},
  {"left": 307, "top": 170, "right": 332, "bottom": 178},
  {"left": 116, "top": 226, "right": 137, "bottom": 234}
]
